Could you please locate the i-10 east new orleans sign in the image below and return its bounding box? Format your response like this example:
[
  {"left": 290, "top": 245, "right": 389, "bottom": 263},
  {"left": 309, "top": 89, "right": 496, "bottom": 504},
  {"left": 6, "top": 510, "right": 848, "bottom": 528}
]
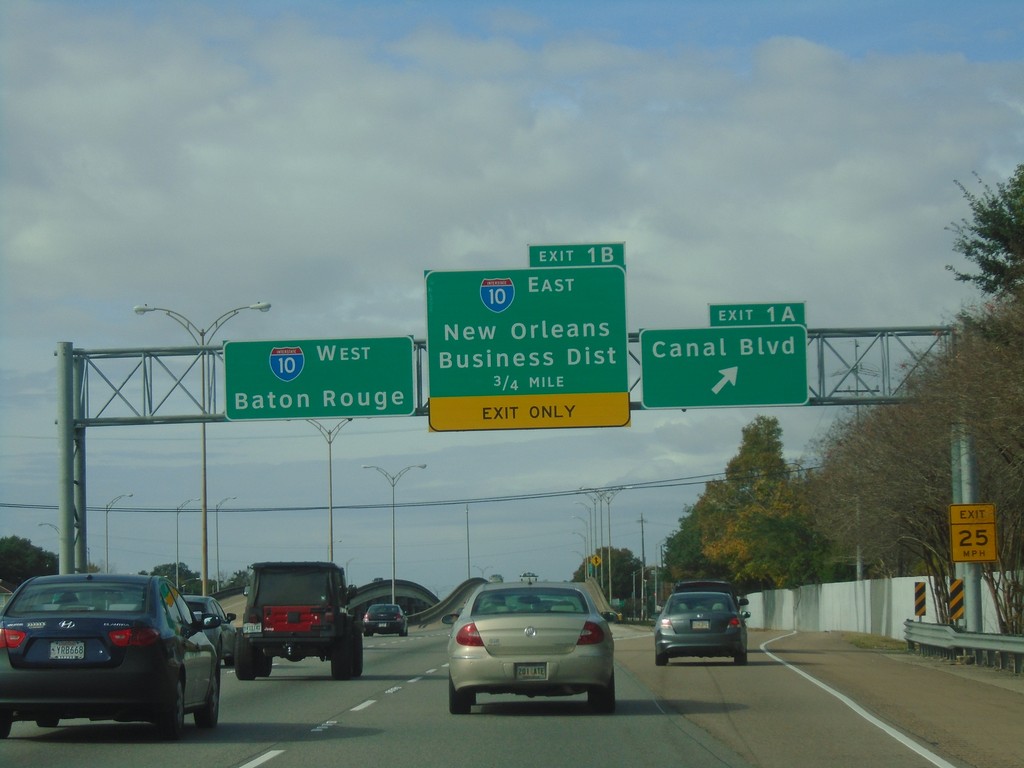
[
  {"left": 425, "top": 266, "right": 629, "bottom": 431},
  {"left": 224, "top": 337, "right": 416, "bottom": 420},
  {"left": 640, "top": 325, "right": 809, "bottom": 409}
]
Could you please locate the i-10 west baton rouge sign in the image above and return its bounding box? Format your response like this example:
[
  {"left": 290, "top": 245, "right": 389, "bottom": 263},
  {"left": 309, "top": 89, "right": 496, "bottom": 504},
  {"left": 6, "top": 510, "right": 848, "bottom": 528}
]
[
  {"left": 224, "top": 337, "right": 415, "bottom": 420},
  {"left": 425, "top": 266, "right": 629, "bottom": 431}
]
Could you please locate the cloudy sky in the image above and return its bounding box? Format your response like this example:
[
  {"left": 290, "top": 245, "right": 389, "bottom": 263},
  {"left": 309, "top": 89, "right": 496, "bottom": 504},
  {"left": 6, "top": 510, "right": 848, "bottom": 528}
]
[{"left": 2, "top": 1, "right": 1022, "bottom": 598}]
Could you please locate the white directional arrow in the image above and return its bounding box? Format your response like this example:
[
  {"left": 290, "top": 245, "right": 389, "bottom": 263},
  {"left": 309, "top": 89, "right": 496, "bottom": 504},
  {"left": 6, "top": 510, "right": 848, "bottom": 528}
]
[{"left": 711, "top": 366, "right": 738, "bottom": 395}]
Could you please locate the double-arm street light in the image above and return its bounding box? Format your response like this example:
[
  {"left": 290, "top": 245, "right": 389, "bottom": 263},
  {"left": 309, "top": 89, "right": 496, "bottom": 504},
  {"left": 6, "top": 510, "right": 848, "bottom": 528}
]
[
  {"left": 104, "top": 493, "right": 133, "bottom": 573},
  {"left": 362, "top": 464, "right": 427, "bottom": 604},
  {"left": 135, "top": 302, "right": 271, "bottom": 595}
]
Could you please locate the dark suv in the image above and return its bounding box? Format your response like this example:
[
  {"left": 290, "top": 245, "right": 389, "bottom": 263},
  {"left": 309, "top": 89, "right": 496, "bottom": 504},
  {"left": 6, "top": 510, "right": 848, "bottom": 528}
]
[{"left": 235, "top": 562, "right": 363, "bottom": 681}]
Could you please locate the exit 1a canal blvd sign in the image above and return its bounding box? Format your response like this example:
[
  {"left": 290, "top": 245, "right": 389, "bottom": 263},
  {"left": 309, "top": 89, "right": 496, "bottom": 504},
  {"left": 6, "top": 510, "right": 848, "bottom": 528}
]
[
  {"left": 425, "top": 266, "right": 630, "bottom": 431},
  {"left": 224, "top": 337, "right": 416, "bottom": 420},
  {"left": 640, "top": 325, "right": 809, "bottom": 408}
]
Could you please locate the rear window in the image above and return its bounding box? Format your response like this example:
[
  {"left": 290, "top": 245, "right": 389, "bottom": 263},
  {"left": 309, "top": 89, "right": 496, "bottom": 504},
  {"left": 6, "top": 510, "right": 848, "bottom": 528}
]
[
  {"left": 664, "top": 592, "right": 735, "bottom": 614},
  {"left": 473, "top": 588, "right": 587, "bottom": 615},
  {"left": 368, "top": 604, "right": 401, "bottom": 615},
  {"left": 7, "top": 582, "right": 147, "bottom": 614},
  {"left": 255, "top": 570, "right": 333, "bottom": 604}
]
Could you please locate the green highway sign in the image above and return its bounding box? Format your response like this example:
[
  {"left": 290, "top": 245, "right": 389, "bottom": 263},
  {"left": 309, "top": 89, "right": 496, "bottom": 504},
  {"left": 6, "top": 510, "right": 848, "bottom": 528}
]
[
  {"left": 640, "top": 325, "right": 809, "bottom": 408},
  {"left": 224, "top": 337, "right": 415, "bottom": 420},
  {"left": 710, "top": 302, "right": 805, "bottom": 326},
  {"left": 528, "top": 242, "right": 625, "bottom": 268},
  {"left": 425, "top": 266, "right": 629, "bottom": 431}
]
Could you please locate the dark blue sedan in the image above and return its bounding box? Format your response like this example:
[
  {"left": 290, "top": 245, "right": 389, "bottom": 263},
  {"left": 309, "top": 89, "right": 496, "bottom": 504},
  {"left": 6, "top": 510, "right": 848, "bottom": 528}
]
[{"left": 0, "top": 573, "right": 220, "bottom": 739}]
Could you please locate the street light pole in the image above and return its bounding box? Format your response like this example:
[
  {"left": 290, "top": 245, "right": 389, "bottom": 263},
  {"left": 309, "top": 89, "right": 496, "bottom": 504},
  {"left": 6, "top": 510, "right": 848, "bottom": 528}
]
[
  {"left": 214, "top": 496, "right": 236, "bottom": 591},
  {"left": 104, "top": 493, "right": 133, "bottom": 574},
  {"left": 175, "top": 498, "right": 198, "bottom": 589},
  {"left": 362, "top": 464, "right": 427, "bottom": 604},
  {"left": 135, "top": 301, "right": 271, "bottom": 596}
]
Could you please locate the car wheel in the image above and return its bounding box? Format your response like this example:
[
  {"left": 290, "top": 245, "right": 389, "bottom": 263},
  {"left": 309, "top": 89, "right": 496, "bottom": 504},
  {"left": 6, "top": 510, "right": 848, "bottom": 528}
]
[
  {"left": 331, "top": 637, "right": 353, "bottom": 680},
  {"left": 655, "top": 652, "right": 668, "bottom": 666},
  {"left": 588, "top": 673, "right": 616, "bottom": 714},
  {"left": 194, "top": 668, "right": 220, "bottom": 728},
  {"left": 399, "top": 628, "right": 408, "bottom": 637},
  {"left": 352, "top": 631, "right": 364, "bottom": 677},
  {"left": 364, "top": 629, "right": 373, "bottom": 636},
  {"left": 235, "top": 637, "right": 256, "bottom": 681},
  {"left": 255, "top": 650, "right": 273, "bottom": 677},
  {"left": 448, "top": 676, "right": 474, "bottom": 715},
  {"left": 734, "top": 650, "right": 748, "bottom": 665},
  {"left": 156, "top": 678, "right": 185, "bottom": 740},
  {"left": 0, "top": 710, "right": 12, "bottom": 739},
  {"left": 36, "top": 717, "right": 59, "bottom": 728}
]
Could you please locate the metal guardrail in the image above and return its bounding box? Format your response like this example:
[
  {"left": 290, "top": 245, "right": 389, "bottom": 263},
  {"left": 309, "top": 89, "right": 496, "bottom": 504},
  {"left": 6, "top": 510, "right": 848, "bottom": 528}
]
[{"left": 903, "top": 620, "right": 1024, "bottom": 675}]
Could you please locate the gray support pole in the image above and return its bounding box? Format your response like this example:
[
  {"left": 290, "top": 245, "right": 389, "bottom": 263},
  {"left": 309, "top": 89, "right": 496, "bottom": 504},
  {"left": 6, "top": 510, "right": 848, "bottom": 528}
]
[
  {"left": 73, "top": 352, "right": 87, "bottom": 572},
  {"left": 958, "top": 429, "right": 983, "bottom": 633},
  {"left": 56, "top": 342, "right": 76, "bottom": 574}
]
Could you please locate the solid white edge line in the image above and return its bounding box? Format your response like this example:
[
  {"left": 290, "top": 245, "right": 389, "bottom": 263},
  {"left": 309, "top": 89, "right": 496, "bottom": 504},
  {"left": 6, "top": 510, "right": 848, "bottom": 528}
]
[
  {"left": 238, "top": 749, "right": 286, "bottom": 768},
  {"left": 761, "top": 632, "right": 959, "bottom": 768}
]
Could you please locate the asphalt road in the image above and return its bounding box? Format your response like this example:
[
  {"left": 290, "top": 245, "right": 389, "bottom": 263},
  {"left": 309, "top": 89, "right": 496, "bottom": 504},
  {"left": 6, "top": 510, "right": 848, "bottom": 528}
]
[{"left": 3, "top": 622, "right": 1021, "bottom": 768}]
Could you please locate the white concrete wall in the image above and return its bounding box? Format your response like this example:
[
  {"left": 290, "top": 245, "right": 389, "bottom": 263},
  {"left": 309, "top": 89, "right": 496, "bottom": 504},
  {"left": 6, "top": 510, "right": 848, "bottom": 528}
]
[{"left": 745, "top": 576, "right": 1000, "bottom": 639}]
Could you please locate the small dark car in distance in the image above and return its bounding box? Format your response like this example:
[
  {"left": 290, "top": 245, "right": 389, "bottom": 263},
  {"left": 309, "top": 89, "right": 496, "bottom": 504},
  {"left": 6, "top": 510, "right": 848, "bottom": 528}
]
[
  {"left": 0, "top": 573, "right": 220, "bottom": 739},
  {"left": 655, "top": 590, "right": 750, "bottom": 666},
  {"left": 363, "top": 603, "right": 408, "bottom": 636},
  {"left": 185, "top": 594, "right": 237, "bottom": 666}
]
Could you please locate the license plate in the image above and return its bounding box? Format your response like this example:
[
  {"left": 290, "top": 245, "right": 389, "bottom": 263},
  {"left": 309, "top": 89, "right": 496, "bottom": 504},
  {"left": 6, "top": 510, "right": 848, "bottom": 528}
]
[
  {"left": 691, "top": 620, "right": 710, "bottom": 630},
  {"left": 515, "top": 663, "right": 547, "bottom": 680},
  {"left": 50, "top": 640, "right": 85, "bottom": 660},
  {"left": 243, "top": 622, "right": 262, "bottom": 634}
]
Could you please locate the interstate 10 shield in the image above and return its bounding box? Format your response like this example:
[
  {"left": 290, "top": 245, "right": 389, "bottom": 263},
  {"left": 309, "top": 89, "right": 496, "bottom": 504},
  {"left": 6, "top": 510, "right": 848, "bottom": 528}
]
[{"left": 269, "top": 346, "right": 304, "bottom": 382}]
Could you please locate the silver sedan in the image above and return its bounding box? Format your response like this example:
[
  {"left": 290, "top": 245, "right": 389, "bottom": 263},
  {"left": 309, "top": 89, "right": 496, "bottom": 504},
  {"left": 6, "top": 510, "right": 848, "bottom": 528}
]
[{"left": 443, "top": 581, "right": 615, "bottom": 714}]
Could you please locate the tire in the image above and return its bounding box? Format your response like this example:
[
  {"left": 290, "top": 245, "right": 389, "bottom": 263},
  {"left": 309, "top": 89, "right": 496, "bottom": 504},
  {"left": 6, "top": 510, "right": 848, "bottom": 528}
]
[
  {"left": 0, "top": 711, "right": 12, "bottom": 739},
  {"left": 352, "top": 631, "right": 364, "bottom": 677},
  {"left": 331, "top": 636, "right": 353, "bottom": 680},
  {"left": 364, "top": 629, "right": 373, "bottom": 637},
  {"left": 655, "top": 652, "right": 668, "bottom": 666},
  {"left": 255, "top": 651, "right": 273, "bottom": 677},
  {"left": 588, "top": 672, "right": 616, "bottom": 714},
  {"left": 36, "top": 717, "right": 59, "bottom": 728},
  {"left": 156, "top": 678, "right": 185, "bottom": 740},
  {"left": 734, "top": 650, "right": 748, "bottom": 665},
  {"left": 235, "top": 637, "right": 256, "bottom": 681},
  {"left": 448, "top": 676, "right": 474, "bottom": 715},
  {"left": 194, "top": 668, "right": 220, "bottom": 728}
]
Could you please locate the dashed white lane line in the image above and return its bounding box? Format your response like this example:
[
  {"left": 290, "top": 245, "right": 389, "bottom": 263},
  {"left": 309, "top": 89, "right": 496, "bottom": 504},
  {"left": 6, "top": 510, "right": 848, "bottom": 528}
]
[{"left": 238, "top": 750, "right": 286, "bottom": 768}]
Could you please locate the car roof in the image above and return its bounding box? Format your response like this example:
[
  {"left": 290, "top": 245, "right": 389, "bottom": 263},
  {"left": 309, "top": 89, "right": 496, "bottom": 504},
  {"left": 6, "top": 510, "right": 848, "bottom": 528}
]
[
  {"left": 22, "top": 573, "right": 156, "bottom": 586},
  {"left": 673, "top": 579, "right": 741, "bottom": 594}
]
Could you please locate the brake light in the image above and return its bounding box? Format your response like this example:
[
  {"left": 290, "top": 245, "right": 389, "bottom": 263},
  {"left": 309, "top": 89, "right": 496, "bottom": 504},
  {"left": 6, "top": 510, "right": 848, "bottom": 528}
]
[
  {"left": 577, "top": 621, "right": 606, "bottom": 645},
  {"left": 108, "top": 627, "right": 161, "bottom": 647},
  {"left": 455, "top": 622, "right": 484, "bottom": 647},
  {"left": 728, "top": 617, "right": 741, "bottom": 628},
  {"left": 0, "top": 627, "right": 26, "bottom": 649}
]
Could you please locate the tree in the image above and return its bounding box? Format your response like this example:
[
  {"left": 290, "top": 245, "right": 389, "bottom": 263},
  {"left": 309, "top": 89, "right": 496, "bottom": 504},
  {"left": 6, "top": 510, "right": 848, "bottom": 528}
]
[
  {"left": 665, "top": 416, "right": 835, "bottom": 592},
  {"left": 0, "top": 536, "right": 58, "bottom": 584},
  {"left": 146, "top": 562, "right": 199, "bottom": 588},
  {"left": 946, "top": 164, "right": 1024, "bottom": 295}
]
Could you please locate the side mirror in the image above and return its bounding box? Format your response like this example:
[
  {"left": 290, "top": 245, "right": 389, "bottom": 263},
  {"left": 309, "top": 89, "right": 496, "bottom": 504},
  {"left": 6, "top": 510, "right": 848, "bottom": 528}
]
[
  {"left": 741, "top": 611, "right": 751, "bottom": 619},
  {"left": 225, "top": 612, "right": 237, "bottom": 622},
  {"left": 203, "top": 615, "right": 222, "bottom": 629},
  {"left": 441, "top": 613, "right": 459, "bottom": 626},
  {"left": 600, "top": 611, "right": 619, "bottom": 623},
  {"left": 738, "top": 597, "right": 749, "bottom": 606}
]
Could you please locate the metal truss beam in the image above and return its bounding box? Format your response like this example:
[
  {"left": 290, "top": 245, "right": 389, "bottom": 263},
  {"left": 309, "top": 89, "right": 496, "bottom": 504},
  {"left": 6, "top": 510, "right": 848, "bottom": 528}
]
[{"left": 66, "top": 326, "right": 952, "bottom": 427}]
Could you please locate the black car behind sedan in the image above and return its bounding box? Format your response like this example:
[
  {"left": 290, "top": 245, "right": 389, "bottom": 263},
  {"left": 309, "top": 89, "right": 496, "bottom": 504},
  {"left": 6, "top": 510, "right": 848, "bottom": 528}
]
[
  {"left": 363, "top": 603, "right": 408, "bottom": 636},
  {"left": 0, "top": 573, "right": 221, "bottom": 739}
]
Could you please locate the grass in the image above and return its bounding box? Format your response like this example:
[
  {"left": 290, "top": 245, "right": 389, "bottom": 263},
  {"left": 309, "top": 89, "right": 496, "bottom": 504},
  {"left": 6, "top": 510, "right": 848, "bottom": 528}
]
[{"left": 843, "top": 632, "right": 908, "bottom": 651}]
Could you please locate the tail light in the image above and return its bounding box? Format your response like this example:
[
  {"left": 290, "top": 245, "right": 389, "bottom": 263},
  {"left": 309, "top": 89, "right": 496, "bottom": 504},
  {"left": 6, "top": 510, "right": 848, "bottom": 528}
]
[
  {"left": 454, "top": 622, "right": 484, "bottom": 647},
  {"left": 577, "top": 621, "right": 606, "bottom": 645},
  {"left": 0, "top": 627, "right": 26, "bottom": 649},
  {"left": 728, "top": 617, "right": 741, "bottom": 628},
  {"left": 108, "top": 626, "right": 161, "bottom": 647}
]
